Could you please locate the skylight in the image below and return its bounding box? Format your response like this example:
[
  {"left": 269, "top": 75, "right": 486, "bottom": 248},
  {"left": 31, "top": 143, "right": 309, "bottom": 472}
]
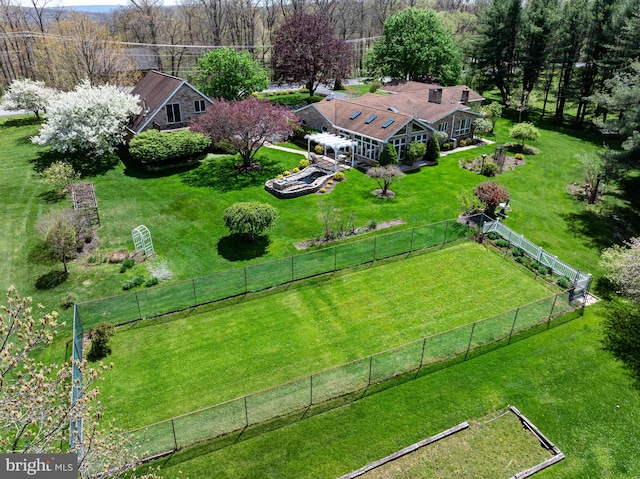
[
  {"left": 365, "top": 114, "right": 377, "bottom": 124},
  {"left": 350, "top": 111, "right": 362, "bottom": 120},
  {"left": 381, "top": 119, "right": 395, "bottom": 128}
]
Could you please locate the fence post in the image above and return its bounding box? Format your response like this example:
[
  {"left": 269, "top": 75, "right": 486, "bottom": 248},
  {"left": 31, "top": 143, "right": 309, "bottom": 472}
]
[
  {"left": 410, "top": 227, "right": 415, "bottom": 252},
  {"left": 508, "top": 307, "right": 520, "bottom": 344},
  {"left": 244, "top": 396, "right": 249, "bottom": 428},
  {"left": 373, "top": 237, "right": 377, "bottom": 261},
  {"left": 135, "top": 292, "right": 142, "bottom": 320},
  {"left": 170, "top": 419, "right": 179, "bottom": 451},
  {"left": 419, "top": 337, "right": 427, "bottom": 369},
  {"left": 192, "top": 279, "right": 197, "bottom": 305},
  {"left": 547, "top": 294, "right": 559, "bottom": 329},
  {"left": 442, "top": 220, "right": 449, "bottom": 246},
  {"left": 310, "top": 375, "right": 313, "bottom": 406},
  {"left": 244, "top": 268, "right": 248, "bottom": 294},
  {"left": 368, "top": 356, "right": 373, "bottom": 385},
  {"left": 464, "top": 323, "right": 476, "bottom": 361}
]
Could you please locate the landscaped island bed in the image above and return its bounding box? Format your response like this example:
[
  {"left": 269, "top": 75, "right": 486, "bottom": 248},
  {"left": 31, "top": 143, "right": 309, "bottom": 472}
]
[{"left": 99, "top": 242, "right": 555, "bottom": 429}]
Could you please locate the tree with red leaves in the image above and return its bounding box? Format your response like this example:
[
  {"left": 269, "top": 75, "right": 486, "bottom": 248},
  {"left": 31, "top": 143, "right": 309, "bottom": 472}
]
[
  {"left": 271, "top": 11, "right": 351, "bottom": 96},
  {"left": 474, "top": 181, "right": 509, "bottom": 218},
  {"left": 191, "top": 98, "right": 299, "bottom": 170}
]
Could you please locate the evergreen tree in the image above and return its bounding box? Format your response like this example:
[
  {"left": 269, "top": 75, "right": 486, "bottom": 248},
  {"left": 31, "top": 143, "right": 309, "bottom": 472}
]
[{"left": 379, "top": 143, "right": 399, "bottom": 166}]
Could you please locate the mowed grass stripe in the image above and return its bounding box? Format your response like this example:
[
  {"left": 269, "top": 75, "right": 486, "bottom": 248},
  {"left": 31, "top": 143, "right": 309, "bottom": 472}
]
[{"left": 99, "top": 242, "right": 554, "bottom": 428}]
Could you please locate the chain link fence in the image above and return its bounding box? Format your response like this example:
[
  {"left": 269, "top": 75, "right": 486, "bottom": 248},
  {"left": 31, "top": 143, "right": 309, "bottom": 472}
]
[{"left": 125, "top": 290, "right": 584, "bottom": 459}]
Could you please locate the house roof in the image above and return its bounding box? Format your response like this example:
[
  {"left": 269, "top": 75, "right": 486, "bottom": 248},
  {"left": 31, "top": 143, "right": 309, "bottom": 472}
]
[
  {"left": 307, "top": 98, "right": 431, "bottom": 141},
  {"left": 380, "top": 80, "right": 485, "bottom": 104},
  {"left": 128, "top": 70, "right": 211, "bottom": 134}
]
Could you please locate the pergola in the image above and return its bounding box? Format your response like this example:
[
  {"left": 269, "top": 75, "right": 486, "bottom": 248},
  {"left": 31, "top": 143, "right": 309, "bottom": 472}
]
[{"left": 304, "top": 132, "right": 358, "bottom": 172}]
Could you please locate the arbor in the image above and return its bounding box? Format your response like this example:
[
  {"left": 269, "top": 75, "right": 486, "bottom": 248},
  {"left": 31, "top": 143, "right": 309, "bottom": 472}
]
[
  {"left": 32, "top": 81, "right": 140, "bottom": 157},
  {"left": 223, "top": 202, "right": 278, "bottom": 241},
  {"left": 1, "top": 78, "right": 54, "bottom": 119},
  {"left": 509, "top": 122, "right": 539, "bottom": 148},
  {"left": 194, "top": 48, "right": 268, "bottom": 100},
  {"left": 366, "top": 8, "right": 461, "bottom": 85},
  {"left": 470, "top": 0, "right": 521, "bottom": 104},
  {"left": 37, "top": 209, "right": 80, "bottom": 274},
  {"left": 474, "top": 181, "right": 509, "bottom": 217},
  {"left": 378, "top": 142, "right": 399, "bottom": 166},
  {"left": 367, "top": 165, "right": 405, "bottom": 198},
  {"left": 271, "top": 11, "right": 351, "bottom": 96},
  {"left": 190, "top": 98, "right": 298, "bottom": 169}
]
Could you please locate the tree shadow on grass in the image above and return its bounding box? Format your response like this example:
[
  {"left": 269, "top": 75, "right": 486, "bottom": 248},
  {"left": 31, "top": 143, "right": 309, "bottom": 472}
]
[
  {"left": 180, "top": 155, "right": 284, "bottom": 192},
  {"left": 217, "top": 234, "right": 270, "bottom": 261},
  {"left": 28, "top": 240, "right": 56, "bottom": 265},
  {"left": 38, "top": 189, "right": 66, "bottom": 204},
  {"left": 35, "top": 270, "right": 68, "bottom": 290},
  {"left": 2, "top": 116, "right": 41, "bottom": 128},
  {"left": 31, "top": 150, "right": 119, "bottom": 177}
]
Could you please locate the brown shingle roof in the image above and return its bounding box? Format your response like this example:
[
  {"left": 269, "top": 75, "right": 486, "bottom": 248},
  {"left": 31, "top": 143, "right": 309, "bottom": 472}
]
[
  {"left": 312, "top": 98, "right": 429, "bottom": 141},
  {"left": 381, "top": 80, "right": 484, "bottom": 104},
  {"left": 129, "top": 71, "right": 185, "bottom": 133}
]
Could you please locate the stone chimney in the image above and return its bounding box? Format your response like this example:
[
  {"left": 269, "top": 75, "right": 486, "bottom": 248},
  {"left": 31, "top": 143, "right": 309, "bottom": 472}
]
[
  {"left": 461, "top": 88, "right": 470, "bottom": 105},
  {"left": 428, "top": 88, "right": 443, "bottom": 104}
]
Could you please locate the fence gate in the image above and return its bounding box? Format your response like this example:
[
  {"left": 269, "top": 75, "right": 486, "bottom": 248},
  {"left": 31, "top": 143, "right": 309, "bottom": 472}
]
[{"left": 132, "top": 225, "right": 155, "bottom": 258}]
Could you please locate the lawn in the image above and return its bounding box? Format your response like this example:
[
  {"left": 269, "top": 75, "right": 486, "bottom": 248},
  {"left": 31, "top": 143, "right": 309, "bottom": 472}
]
[
  {"left": 99, "top": 242, "right": 555, "bottom": 429},
  {"left": 151, "top": 304, "right": 640, "bottom": 479}
]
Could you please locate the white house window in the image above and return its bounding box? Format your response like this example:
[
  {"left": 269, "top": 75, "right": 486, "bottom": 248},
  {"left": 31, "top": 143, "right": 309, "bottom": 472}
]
[
  {"left": 195, "top": 100, "right": 206, "bottom": 113},
  {"left": 354, "top": 134, "right": 378, "bottom": 161},
  {"left": 438, "top": 122, "right": 448, "bottom": 132},
  {"left": 391, "top": 137, "right": 407, "bottom": 159},
  {"left": 454, "top": 118, "right": 471, "bottom": 136},
  {"left": 411, "top": 132, "right": 429, "bottom": 144},
  {"left": 166, "top": 103, "right": 182, "bottom": 123}
]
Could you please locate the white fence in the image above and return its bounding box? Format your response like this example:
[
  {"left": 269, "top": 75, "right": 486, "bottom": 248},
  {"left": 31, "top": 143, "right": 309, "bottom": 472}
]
[{"left": 483, "top": 219, "right": 592, "bottom": 296}]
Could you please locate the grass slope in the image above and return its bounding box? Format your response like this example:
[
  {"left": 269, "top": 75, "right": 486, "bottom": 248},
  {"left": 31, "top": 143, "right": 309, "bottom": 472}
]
[
  {"left": 153, "top": 305, "right": 640, "bottom": 479},
  {"left": 100, "top": 242, "right": 554, "bottom": 428}
]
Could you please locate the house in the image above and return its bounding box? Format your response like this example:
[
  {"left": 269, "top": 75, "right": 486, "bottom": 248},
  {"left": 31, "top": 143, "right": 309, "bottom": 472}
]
[
  {"left": 295, "top": 81, "right": 484, "bottom": 163},
  {"left": 127, "top": 70, "right": 213, "bottom": 135}
]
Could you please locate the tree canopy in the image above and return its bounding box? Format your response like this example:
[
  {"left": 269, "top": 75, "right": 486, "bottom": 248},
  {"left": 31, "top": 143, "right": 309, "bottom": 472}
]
[
  {"left": 1, "top": 78, "right": 54, "bottom": 119},
  {"left": 32, "top": 81, "right": 140, "bottom": 156},
  {"left": 191, "top": 97, "right": 299, "bottom": 169},
  {"left": 367, "top": 165, "right": 405, "bottom": 197},
  {"left": 271, "top": 11, "right": 351, "bottom": 96},
  {"left": 194, "top": 47, "right": 268, "bottom": 100},
  {"left": 366, "top": 8, "right": 461, "bottom": 85},
  {"left": 474, "top": 181, "right": 509, "bottom": 218},
  {"left": 223, "top": 202, "right": 278, "bottom": 241},
  {"left": 509, "top": 122, "right": 540, "bottom": 147}
]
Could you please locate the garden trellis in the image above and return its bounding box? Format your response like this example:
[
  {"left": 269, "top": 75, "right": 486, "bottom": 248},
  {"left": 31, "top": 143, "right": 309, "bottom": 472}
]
[{"left": 132, "top": 225, "right": 155, "bottom": 258}]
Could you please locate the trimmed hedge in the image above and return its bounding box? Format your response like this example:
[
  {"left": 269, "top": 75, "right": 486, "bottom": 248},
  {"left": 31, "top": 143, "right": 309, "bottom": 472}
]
[{"left": 129, "top": 129, "right": 211, "bottom": 164}]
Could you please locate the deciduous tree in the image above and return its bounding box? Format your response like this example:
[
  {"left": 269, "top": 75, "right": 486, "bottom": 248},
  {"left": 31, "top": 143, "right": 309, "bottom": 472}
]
[
  {"left": 509, "top": 122, "right": 539, "bottom": 148},
  {"left": 190, "top": 97, "right": 298, "bottom": 169},
  {"left": 32, "top": 81, "right": 140, "bottom": 157},
  {"left": 366, "top": 8, "right": 461, "bottom": 85},
  {"left": 36, "top": 209, "right": 80, "bottom": 273},
  {"left": 194, "top": 48, "right": 268, "bottom": 100},
  {"left": 474, "top": 181, "right": 509, "bottom": 218},
  {"left": 223, "top": 202, "right": 278, "bottom": 241},
  {"left": 1, "top": 78, "right": 54, "bottom": 119},
  {"left": 41, "top": 161, "right": 80, "bottom": 196},
  {"left": 367, "top": 165, "right": 405, "bottom": 197},
  {"left": 271, "top": 11, "right": 351, "bottom": 96}
]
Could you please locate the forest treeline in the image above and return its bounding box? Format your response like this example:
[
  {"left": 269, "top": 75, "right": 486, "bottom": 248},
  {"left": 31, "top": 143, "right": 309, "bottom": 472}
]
[{"left": 1, "top": 0, "right": 638, "bottom": 123}]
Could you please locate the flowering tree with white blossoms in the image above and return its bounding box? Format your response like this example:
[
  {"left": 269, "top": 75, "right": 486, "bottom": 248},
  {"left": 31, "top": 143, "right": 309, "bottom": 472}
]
[
  {"left": 0, "top": 286, "right": 163, "bottom": 479},
  {"left": 1, "top": 78, "right": 56, "bottom": 120},
  {"left": 32, "top": 81, "right": 140, "bottom": 156}
]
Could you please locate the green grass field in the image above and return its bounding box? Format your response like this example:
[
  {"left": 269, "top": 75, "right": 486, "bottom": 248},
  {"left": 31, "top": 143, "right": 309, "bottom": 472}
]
[{"left": 99, "top": 242, "right": 556, "bottom": 429}]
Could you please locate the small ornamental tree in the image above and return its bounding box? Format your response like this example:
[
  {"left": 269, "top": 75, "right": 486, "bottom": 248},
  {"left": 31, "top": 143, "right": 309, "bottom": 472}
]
[
  {"left": 406, "top": 141, "right": 427, "bottom": 165},
  {"left": 1, "top": 78, "right": 56, "bottom": 119},
  {"left": 32, "top": 81, "right": 140, "bottom": 156},
  {"left": 37, "top": 209, "right": 81, "bottom": 273},
  {"left": 87, "top": 322, "right": 115, "bottom": 361},
  {"left": 425, "top": 136, "right": 441, "bottom": 162},
  {"left": 41, "top": 161, "right": 80, "bottom": 195},
  {"left": 379, "top": 143, "right": 399, "bottom": 166},
  {"left": 271, "top": 12, "right": 351, "bottom": 96},
  {"left": 509, "top": 121, "right": 540, "bottom": 148},
  {"left": 223, "top": 202, "right": 278, "bottom": 241},
  {"left": 191, "top": 98, "right": 299, "bottom": 170},
  {"left": 474, "top": 181, "right": 509, "bottom": 218},
  {"left": 474, "top": 117, "right": 493, "bottom": 136},
  {"left": 600, "top": 237, "right": 640, "bottom": 303},
  {"left": 194, "top": 48, "right": 268, "bottom": 101},
  {"left": 367, "top": 165, "right": 405, "bottom": 198}
]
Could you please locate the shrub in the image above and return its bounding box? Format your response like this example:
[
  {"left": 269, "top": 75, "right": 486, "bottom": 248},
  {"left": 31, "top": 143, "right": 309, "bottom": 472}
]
[
  {"left": 515, "top": 153, "right": 525, "bottom": 160},
  {"left": 145, "top": 277, "right": 159, "bottom": 287},
  {"left": 119, "top": 257, "right": 135, "bottom": 273},
  {"left": 276, "top": 174, "right": 283, "bottom": 179},
  {"left": 487, "top": 232, "right": 500, "bottom": 240},
  {"left": 327, "top": 179, "right": 333, "bottom": 185},
  {"left": 442, "top": 142, "right": 454, "bottom": 151},
  {"left": 333, "top": 171, "right": 345, "bottom": 181},
  {"left": 299, "top": 87, "right": 310, "bottom": 93},
  {"left": 557, "top": 276, "right": 572, "bottom": 289},
  {"left": 319, "top": 187, "right": 326, "bottom": 193},
  {"left": 314, "top": 144, "right": 324, "bottom": 154},
  {"left": 481, "top": 161, "right": 499, "bottom": 177},
  {"left": 131, "top": 275, "right": 145, "bottom": 287},
  {"left": 425, "top": 136, "right": 440, "bottom": 162},
  {"left": 406, "top": 141, "right": 427, "bottom": 165},
  {"left": 292, "top": 167, "right": 300, "bottom": 173},
  {"left": 379, "top": 143, "right": 399, "bottom": 166},
  {"left": 459, "top": 138, "right": 468, "bottom": 147},
  {"left": 283, "top": 170, "right": 291, "bottom": 176},
  {"left": 122, "top": 280, "right": 134, "bottom": 290},
  {"left": 129, "top": 129, "right": 211, "bottom": 164},
  {"left": 287, "top": 89, "right": 296, "bottom": 94},
  {"left": 368, "top": 219, "right": 378, "bottom": 230},
  {"left": 298, "top": 158, "right": 310, "bottom": 168},
  {"left": 87, "top": 322, "right": 115, "bottom": 361},
  {"left": 512, "top": 247, "right": 525, "bottom": 258},
  {"left": 62, "top": 292, "right": 78, "bottom": 310},
  {"left": 304, "top": 95, "right": 324, "bottom": 104},
  {"left": 266, "top": 91, "right": 275, "bottom": 96},
  {"left": 369, "top": 81, "right": 383, "bottom": 93},
  {"left": 495, "top": 239, "right": 510, "bottom": 248}
]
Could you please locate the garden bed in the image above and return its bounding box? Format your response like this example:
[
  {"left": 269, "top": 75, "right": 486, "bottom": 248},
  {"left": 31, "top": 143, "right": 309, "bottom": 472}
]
[{"left": 293, "top": 219, "right": 406, "bottom": 250}]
